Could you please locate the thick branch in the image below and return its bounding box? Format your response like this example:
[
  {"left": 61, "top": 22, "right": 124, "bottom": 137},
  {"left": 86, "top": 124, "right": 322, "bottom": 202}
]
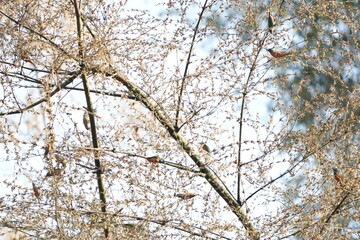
[
  {"left": 73, "top": 0, "right": 108, "bottom": 238},
  {"left": 105, "top": 70, "right": 260, "bottom": 240}
]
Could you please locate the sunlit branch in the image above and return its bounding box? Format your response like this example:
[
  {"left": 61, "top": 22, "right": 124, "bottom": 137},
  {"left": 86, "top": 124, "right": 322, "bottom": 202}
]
[
  {"left": 80, "top": 13, "right": 96, "bottom": 38},
  {"left": 278, "top": 229, "right": 302, "bottom": 239},
  {"left": 207, "top": 165, "right": 237, "bottom": 203},
  {"left": 159, "top": 159, "right": 203, "bottom": 174}
]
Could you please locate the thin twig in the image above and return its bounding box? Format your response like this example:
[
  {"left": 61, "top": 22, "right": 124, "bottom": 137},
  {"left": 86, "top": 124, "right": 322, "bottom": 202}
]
[
  {"left": 319, "top": 191, "right": 350, "bottom": 234},
  {"left": 237, "top": 33, "right": 270, "bottom": 203},
  {"left": 159, "top": 159, "right": 203, "bottom": 175},
  {"left": 0, "top": 10, "right": 73, "bottom": 60},
  {"left": 3, "top": 70, "right": 137, "bottom": 100},
  {"left": 243, "top": 136, "right": 339, "bottom": 204},
  {"left": 112, "top": 214, "right": 233, "bottom": 240},
  {"left": 0, "top": 71, "right": 80, "bottom": 116},
  {"left": 0, "top": 60, "right": 71, "bottom": 74},
  {"left": 174, "top": 0, "right": 208, "bottom": 131}
]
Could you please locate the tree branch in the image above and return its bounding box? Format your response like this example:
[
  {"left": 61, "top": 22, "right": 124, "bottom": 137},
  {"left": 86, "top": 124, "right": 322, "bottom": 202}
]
[
  {"left": 243, "top": 136, "right": 342, "bottom": 204},
  {"left": 0, "top": 71, "right": 80, "bottom": 116},
  {"left": 319, "top": 191, "right": 351, "bottom": 234},
  {"left": 237, "top": 34, "right": 269, "bottom": 203},
  {"left": 174, "top": 0, "right": 208, "bottom": 131},
  {"left": 114, "top": 151, "right": 205, "bottom": 175},
  {"left": 73, "top": 0, "right": 108, "bottom": 238},
  {"left": 2, "top": 70, "right": 137, "bottom": 100},
  {"left": 102, "top": 70, "right": 260, "bottom": 240},
  {"left": 77, "top": 211, "right": 234, "bottom": 240}
]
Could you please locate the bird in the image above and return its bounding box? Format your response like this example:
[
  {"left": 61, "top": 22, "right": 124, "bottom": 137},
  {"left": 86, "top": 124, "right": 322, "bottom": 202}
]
[
  {"left": 122, "top": 223, "right": 137, "bottom": 229},
  {"left": 267, "top": 49, "right": 290, "bottom": 58},
  {"left": 20, "top": 54, "right": 35, "bottom": 65},
  {"left": 32, "top": 182, "right": 41, "bottom": 199},
  {"left": 43, "top": 145, "right": 50, "bottom": 158},
  {"left": 55, "top": 154, "right": 66, "bottom": 167},
  {"left": 175, "top": 193, "right": 197, "bottom": 200},
  {"left": 145, "top": 156, "right": 160, "bottom": 164},
  {"left": 333, "top": 168, "right": 343, "bottom": 187},
  {"left": 46, "top": 168, "right": 63, "bottom": 177},
  {"left": 268, "top": 12, "right": 274, "bottom": 34},
  {"left": 200, "top": 143, "right": 211, "bottom": 153},
  {"left": 83, "top": 111, "right": 90, "bottom": 130}
]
